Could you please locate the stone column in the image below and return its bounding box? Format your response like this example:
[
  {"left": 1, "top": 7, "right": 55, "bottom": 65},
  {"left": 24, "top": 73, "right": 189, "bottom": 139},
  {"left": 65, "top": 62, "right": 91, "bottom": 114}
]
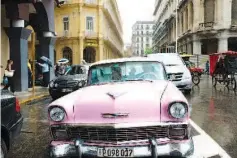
[
  {"left": 79, "top": 37, "right": 84, "bottom": 64},
  {"left": 193, "top": 40, "right": 202, "bottom": 55},
  {"left": 98, "top": 39, "right": 104, "bottom": 61},
  {"left": 218, "top": 37, "right": 228, "bottom": 52},
  {"left": 5, "top": 20, "right": 32, "bottom": 91},
  {"left": 38, "top": 32, "right": 56, "bottom": 81}
]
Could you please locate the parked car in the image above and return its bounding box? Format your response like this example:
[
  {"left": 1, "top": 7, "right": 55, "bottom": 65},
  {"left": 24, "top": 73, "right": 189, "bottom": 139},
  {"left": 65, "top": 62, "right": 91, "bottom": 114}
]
[
  {"left": 1, "top": 90, "right": 23, "bottom": 158},
  {"left": 148, "top": 53, "right": 192, "bottom": 94},
  {"left": 49, "top": 64, "right": 89, "bottom": 100},
  {"left": 48, "top": 57, "right": 194, "bottom": 158}
]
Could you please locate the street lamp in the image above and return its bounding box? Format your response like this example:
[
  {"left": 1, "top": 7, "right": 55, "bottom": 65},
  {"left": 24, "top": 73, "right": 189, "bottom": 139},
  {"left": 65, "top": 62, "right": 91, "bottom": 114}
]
[{"left": 175, "top": 0, "right": 178, "bottom": 54}]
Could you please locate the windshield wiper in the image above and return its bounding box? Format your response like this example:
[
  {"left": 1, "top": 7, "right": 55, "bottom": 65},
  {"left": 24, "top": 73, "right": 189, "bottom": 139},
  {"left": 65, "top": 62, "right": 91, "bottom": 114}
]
[
  {"left": 166, "top": 64, "right": 177, "bottom": 66},
  {"left": 125, "top": 79, "right": 153, "bottom": 82}
]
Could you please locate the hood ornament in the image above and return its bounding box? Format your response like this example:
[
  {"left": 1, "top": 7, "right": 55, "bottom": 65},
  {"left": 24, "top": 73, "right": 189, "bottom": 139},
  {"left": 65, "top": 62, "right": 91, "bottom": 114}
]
[
  {"left": 106, "top": 91, "right": 127, "bottom": 99},
  {"left": 101, "top": 113, "right": 129, "bottom": 118}
]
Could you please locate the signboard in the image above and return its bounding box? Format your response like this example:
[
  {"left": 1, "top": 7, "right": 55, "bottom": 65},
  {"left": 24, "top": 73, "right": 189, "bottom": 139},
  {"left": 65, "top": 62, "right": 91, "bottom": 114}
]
[{"left": 85, "top": 39, "right": 98, "bottom": 47}]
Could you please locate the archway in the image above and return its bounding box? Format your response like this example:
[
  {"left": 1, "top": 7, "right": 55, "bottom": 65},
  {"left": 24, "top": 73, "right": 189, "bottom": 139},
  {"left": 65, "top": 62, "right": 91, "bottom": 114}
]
[
  {"left": 62, "top": 47, "right": 73, "bottom": 64},
  {"left": 83, "top": 47, "right": 96, "bottom": 63}
]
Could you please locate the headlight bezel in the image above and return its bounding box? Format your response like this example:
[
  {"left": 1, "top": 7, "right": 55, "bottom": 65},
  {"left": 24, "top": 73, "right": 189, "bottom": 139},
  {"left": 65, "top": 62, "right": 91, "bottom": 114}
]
[
  {"left": 168, "top": 102, "right": 188, "bottom": 119},
  {"left": 48, "top": 106, "right": 66, "bottom": 122}
]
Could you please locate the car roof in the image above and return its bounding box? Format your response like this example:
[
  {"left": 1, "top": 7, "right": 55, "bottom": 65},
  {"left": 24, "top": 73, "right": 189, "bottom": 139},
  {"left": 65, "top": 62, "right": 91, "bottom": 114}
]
[
  {"left": 148, "top": 53, "right": 179, "bottom": 56},
  {"left": 90, "top": 57, "right": 163, "bottom": 67}
]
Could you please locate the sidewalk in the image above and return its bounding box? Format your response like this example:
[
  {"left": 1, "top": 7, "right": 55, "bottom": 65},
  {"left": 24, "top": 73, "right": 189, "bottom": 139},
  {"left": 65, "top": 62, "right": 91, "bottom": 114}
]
[{"left": 15, "top": 87, "right": 49, "bottom": 105}]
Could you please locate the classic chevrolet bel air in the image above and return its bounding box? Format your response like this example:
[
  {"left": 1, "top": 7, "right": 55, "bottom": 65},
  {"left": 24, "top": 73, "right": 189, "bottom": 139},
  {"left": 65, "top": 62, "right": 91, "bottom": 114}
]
[{"left": 48, "top": 57, "right": 194, "bottom": 158}]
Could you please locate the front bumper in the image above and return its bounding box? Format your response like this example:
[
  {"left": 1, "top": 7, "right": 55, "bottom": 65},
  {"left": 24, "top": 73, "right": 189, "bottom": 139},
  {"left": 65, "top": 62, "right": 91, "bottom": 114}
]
[
  {"left": 49, "top": 138, "right": 194, "bottom": 158},
  {"left": 49, "top": 87, "right": 79, "bottom": 98},
  {"left": 173, "top": 78, "right": 192, "bottom": 90}
]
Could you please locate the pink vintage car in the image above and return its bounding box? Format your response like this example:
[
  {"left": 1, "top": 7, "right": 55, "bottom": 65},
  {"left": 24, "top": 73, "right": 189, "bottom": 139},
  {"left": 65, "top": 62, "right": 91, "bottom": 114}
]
[{"left": 48, "top": 57, "right": 194, "bottom": 158}]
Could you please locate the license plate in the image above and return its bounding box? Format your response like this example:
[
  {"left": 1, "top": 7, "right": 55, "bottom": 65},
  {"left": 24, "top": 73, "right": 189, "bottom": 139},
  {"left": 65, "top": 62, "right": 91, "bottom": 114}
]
[
  {"left": 61, "top": 89, "right": 72, "bottom": 92},
  {"left": 97, "top": 148, "right": 134, "bottom": 157}
]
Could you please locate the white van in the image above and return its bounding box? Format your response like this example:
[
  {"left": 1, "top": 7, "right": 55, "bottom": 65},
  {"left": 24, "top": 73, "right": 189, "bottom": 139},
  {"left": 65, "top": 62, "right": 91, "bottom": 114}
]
[{"left": 148, "top": 53, "right": 192, "bottom": 94}]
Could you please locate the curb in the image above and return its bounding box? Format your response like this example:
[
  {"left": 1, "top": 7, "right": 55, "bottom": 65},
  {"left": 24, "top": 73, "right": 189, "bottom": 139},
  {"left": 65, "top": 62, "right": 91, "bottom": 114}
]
[{"left": 19, "top": 94, "right": 50, "bottom": 106}]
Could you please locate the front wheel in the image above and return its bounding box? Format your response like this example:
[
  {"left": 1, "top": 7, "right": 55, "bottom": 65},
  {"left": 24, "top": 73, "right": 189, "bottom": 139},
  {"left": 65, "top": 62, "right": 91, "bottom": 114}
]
[
  {"left": 1, "top": 139, "right": 8, "bottom": 158},
  {"left": 212, "top": 76, "right": 217, "bottom": 87},
  {"left": 227, "top": 77, "right": 237, "bottom": 91},
  {"left": 192, "top": 75, "right": 200, "bottom": 85}
]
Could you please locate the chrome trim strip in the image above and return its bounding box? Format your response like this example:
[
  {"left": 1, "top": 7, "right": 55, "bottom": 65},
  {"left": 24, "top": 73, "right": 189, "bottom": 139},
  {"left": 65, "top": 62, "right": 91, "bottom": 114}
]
[{"left": 51, "top": 121, "right": 189, "bottom": 128}]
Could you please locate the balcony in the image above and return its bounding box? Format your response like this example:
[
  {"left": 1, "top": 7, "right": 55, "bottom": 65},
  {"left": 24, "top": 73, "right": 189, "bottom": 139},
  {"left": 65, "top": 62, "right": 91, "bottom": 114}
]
[
  {"left": 85, "top": 30, "right": 97, "bottom": 39},
  {"left": 197, "top": 22, "right": 217, "bottom": 35},
  {"left": 198, "top": 22, "right": 214, "bottom": 31},
  {"left": 84, "top": 0, "right": 97, "bottom": 6},
  {"left": 57, "top": 30, "right": 73, "bottom": 38}
]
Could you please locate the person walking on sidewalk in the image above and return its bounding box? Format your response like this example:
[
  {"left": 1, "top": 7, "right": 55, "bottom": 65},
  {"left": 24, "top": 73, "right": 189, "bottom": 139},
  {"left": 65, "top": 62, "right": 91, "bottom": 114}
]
[
  {"left": 36, "top": 59, "right": 50, "bottom": 87},
  {"left": 3, "top": 59, "right": 15, "bottom": 93},
  {"left": 28, "top": 59, "right": 33, "bottom": 88}
]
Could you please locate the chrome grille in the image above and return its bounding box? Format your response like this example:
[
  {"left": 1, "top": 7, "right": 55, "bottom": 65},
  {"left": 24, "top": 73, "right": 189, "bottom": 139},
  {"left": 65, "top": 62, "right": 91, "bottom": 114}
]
[
  {"left": 167, "top": 73, "right": 183, "bottom": 81},
  {"left": 55, "top": 80, "right": 78, "bottom": 88},
  {"left": 68, "top": 126, "right": 168, "bottom": 142}
]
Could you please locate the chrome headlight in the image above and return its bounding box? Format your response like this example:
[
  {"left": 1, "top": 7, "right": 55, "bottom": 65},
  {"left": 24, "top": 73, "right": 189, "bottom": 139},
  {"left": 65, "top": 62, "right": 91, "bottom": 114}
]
[
  {"left": 78, "top": 81, "right": 83, "bottom": 87},
  {"left": 49, "top": 107, "right": 65, "bottom": 122},
  {"left": 49, "top": 81, "right": 54, "bottom": 88},
  {"left": 169, "top": 102, "right": 187, "bottom": 119}
]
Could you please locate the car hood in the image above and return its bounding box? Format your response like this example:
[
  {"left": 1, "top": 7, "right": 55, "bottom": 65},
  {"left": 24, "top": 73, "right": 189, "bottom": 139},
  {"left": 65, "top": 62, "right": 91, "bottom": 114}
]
[
  {"left": 54, "top": 74, "right": 87, "bottom": 82},
  {"left": 51, "top": 81, "right": 169, "bottom": 124},
  {"left": 165, "top": 65, "right": 186, "bottom": 74}
]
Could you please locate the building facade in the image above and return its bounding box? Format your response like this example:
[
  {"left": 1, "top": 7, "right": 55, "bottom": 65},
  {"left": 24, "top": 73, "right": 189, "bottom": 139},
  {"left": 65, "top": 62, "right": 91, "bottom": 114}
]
[
  {"left": 54, "top": 0, "right": 124, "bottom": 65},
  {"left": 1, "top": 0, "right": 57, "bottom": 91},
  {"left": 153, "top": 0, "right": 237, "bottom": 54},
  {"left": 131, "top": 21, "right": 154, "bottom": 56},
  {"left": 124, "top": 43, "right": 133, "bottom": 57}
]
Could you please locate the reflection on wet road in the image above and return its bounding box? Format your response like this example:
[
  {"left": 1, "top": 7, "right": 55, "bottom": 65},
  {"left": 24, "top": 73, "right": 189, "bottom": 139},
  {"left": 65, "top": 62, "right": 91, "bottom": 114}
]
[{"left": 8, "top": 76, "right": 237, "bottom": 158}]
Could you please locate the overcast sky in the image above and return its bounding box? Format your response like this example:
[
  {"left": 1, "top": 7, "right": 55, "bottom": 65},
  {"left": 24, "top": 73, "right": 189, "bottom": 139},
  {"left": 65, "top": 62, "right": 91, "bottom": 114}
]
[{"left": 117, "top": 0, "right": 155, "bottom": 44}]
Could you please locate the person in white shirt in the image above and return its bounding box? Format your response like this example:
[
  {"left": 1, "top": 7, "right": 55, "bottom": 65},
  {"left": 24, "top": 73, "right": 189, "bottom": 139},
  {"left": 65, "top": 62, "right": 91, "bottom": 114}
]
[{"left": 36, "top": 60, "right": 50, "bottom": 87}]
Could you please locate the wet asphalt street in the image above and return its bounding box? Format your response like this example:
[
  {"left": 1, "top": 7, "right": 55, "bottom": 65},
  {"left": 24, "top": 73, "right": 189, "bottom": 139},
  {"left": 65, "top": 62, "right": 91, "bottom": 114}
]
[{"left": 8, "top": 75, "right": 237, "bottom": 158}]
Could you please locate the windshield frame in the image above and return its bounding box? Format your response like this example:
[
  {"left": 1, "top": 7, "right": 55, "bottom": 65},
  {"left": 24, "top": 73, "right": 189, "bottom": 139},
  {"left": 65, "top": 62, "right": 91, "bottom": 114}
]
[{"left": 86, "top": 60, "right": 168, "bottom": 86}]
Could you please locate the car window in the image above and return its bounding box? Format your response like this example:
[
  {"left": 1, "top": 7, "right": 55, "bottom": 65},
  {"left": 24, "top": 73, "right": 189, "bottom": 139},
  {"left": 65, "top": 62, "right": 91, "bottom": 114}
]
[
  {"left": 68, "top": 66, "right": 85, "bottom": 75},
  {"left": 88, "top": 61, "right": 166, "bottom": 85}
]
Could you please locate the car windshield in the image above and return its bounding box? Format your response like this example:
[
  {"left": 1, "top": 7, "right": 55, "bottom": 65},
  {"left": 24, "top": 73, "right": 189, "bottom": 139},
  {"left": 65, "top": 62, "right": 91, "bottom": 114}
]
[
  {"left": 66, "top": 66, "right": 86, "bottom": 75},
  {"left": 149, "top": 54, "right": 184, "bottom": 66},
  {"left": 88, "top": 61, "right": 166, "bottom": 85}
]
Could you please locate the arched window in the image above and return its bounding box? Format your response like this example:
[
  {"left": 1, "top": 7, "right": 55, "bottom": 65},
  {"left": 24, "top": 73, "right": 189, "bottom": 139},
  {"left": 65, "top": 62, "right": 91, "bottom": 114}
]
[
  {"left": 204, "top": 0, "right": 215, "bottom": 23},
  {"left": 62, "top": 47, "right": 73, "bottom": 64},
  {"left": 232, "top": 0, "right": 237, "bottom": 25},
  {"left": 83, "top": 47, "right": 96, "bottom": 63}
]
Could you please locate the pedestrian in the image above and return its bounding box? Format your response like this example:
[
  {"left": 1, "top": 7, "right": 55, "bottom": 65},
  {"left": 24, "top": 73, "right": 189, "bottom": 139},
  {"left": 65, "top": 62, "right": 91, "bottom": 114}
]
[
  {"left": 36, "top": 59, "right": 50, "bottom": 87},
  {"left": 3, "top": 59, "right": 15, "bottom": 93},
  {"left": 28, "top": 59, "right": 33, "bottom": 88},
  {"left": 205, "top": 60, "right": 209, "bottom": 74}
]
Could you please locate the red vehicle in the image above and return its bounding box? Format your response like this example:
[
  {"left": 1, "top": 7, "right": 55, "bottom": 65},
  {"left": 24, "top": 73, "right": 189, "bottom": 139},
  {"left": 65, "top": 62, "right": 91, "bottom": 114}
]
[
  {"left": 210, "top": 51, "right": 237, "bottom": 90},
  {"left": 181, "top": 54, "right": 204, "bottom": 76}
]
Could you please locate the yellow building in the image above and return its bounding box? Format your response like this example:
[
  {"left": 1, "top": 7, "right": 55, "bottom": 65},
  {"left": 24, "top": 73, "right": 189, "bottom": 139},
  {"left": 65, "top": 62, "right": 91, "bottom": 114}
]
[{"left": 54, "top": 0, "right": 124, "bottom": 64}]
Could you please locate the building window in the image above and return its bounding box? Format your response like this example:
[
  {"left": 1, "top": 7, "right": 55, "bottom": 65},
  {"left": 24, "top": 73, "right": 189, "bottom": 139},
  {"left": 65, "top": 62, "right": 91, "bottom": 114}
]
[
  {"left": 146, "top": 37, "right": 149, "bottom": 42},
  {"left": 204, "top": 0, "right": 215, "bottom": 23},
  {"left": 136, "top": 38, "right": 139, "bottom": 42},
  {"left": 63, "top": 17, "right": 69, "bottom": 31},
  {"left": 141, "top": 25, "right": 143, "bottom": 29},
  {"left": 141, "top": 31, "right": 143, "bottom": 35},
  {"left": 146, "top": 25, "right": 149, "bottom": 29},
  {"left": 232, "top": 0, "right": 237, "bottom": 25},
  {"left": 146, "top": 31, "right": 149, "bottom": 35},
  {"left": 146, "top": 44, "right": 150, "bottom": 48},
  {"left": 141, "top": 44, "right": 143, "bottom": 48},
  {"left": 137, "top": 31, "right": 139, "bottom": 35},
  {"left": 86, "top": 16, "right": 94, "bottom": 31}
]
